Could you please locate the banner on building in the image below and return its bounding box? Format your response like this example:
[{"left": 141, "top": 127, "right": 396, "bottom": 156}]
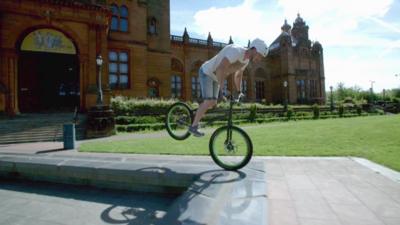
[{"left": 21, "top": 29, "right": 76, "bottom": 54}]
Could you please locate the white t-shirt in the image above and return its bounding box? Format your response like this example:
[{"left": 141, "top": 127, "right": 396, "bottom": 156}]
[{"left": 201, "top": 44, "right": 249, "bottom": 81}]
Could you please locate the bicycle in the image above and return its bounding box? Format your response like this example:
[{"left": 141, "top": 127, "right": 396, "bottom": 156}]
[{"left": 165, "top": 93, "right": 253, "bottom": 171}]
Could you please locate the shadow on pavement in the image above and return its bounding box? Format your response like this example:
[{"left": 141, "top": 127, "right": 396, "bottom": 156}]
[{"left": 0, "top": 162, "right": 258, "bottom": 225}]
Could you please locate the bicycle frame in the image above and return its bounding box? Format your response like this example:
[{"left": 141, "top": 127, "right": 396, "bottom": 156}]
[
  {"left": 226, "top": 96, "right": 234, "bottom": 142},
  {"left": 166, "top": 94, "right": 252, "bottom": 170}
]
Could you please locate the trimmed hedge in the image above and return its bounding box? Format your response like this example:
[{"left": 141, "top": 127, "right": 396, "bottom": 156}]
[
  {"left": 115, "top": 115, "right": 164, "bottom": 125},
  {"left": 111, "top": 96, "right": 177, "bottom": 116},
  {"left": 110, "top": 96, "right": 384, "bottom": 133}
]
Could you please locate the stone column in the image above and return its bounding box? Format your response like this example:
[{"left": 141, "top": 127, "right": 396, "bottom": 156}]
[
  {"left": 1, "top": 49, "right": 19, "bottom": 115},
  {"left": 248, "top": 72, "right": 256, "bottom": 101},
  {"left": 79, "top": 54, "right": 89, "bottom": 111},
  {"left": 288, "top": 74, "right": 297, "bottom": 104}
]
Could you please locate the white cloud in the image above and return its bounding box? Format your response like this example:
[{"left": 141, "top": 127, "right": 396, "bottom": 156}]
[
  {"left": 189, "top": 0, "right": 400, "bottom": 90},
  {"left": 193, "top": 0, "right": 280, "bottom": 45},
  {"left": 325, "top": 54, "right": 400, "bottom": 91}
]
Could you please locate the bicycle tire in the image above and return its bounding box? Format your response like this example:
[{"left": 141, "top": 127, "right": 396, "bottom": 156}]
[
  {"left": 209, "top": 125, "right": 253, "bottom": 170},
  {"left": 165, "top": 102, "right": 193, "bottom": 140}
]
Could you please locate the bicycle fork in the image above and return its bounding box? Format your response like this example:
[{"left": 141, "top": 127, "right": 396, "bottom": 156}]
[{"left": 224, "top": 100, "right": 234, "bottom": 152}]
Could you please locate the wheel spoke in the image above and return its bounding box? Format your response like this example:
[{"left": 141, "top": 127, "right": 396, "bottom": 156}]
[
  {"left": 210, "top": 126, "right": 252, "bottom": 170},
  {"left": 165, "top": 103, "right": 192, "bottom": 140}
]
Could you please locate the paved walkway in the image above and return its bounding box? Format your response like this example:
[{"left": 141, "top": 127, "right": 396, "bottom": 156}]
[{"left": 0, "top": 139, "right": 399, "bottom": 225}]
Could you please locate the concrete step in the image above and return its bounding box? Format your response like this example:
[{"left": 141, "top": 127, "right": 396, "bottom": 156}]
[
  {"left": 0, "top": 113, "right": 87, "bottom": 144},
  {"left": 0, "top": 129, "right": 86, "bottom": 143},
  {"left": 0, "top": 153, "right": 267, "bottom": 225}
]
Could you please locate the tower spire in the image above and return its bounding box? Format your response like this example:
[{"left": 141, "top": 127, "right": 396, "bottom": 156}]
[{"left": 281, "top": 18, "right": 291, "bottom": 33}]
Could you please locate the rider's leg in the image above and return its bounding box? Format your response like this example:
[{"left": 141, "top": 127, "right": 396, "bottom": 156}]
[
  {"left": 189, "top": 68, "right": 219, "bottom": 137},
  {"left": 192, "top": 99, "right": 217, "bottom": 127}
]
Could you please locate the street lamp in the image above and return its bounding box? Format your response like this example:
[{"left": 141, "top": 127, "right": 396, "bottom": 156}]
[
  {"left": 96, "top": 55, "right": 103, "bottom": 106},
  {"left": 283, "top": 80, "right": 288, "bottom": 110},
  {"left": 330, "top": 86, "right": 334, "bottom": 111},
  {"left": 369, "top": 80, "right": 375, "bottom": 104}
]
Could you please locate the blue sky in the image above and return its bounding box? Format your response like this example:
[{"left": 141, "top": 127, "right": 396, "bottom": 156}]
[{"left": 170, "top": 0, "right": 400, "bottom": 92}]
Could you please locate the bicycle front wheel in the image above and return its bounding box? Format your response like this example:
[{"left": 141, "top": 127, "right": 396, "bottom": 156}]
[
  {"left": 165, "top": 102, "right": 193, "bottom": 140},
  {"left": 209, "top": 126, "right": 253, "bottom": 170}
]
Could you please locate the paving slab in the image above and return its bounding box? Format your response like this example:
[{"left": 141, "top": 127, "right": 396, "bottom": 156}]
[
  {"left": 260, "top": 157, "right": 400, "bottom": 225},
  {"left": 1, "top": 142, "right": 400, "bottom": 225}
]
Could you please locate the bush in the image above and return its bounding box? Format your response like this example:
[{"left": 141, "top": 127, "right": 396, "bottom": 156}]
[
  {"left": 115, "top": 116, "right": 162, "bottom": 125},
  {"left": 111, "top": 96, "right": 176, "bottom": 116},
  {"left": 124, "top": 123, "right": 165, "bottom": 132},
  {"left": 355, "top": 104, "right": 362, "bottom": 116},
  {"left": 286, "top": 106, "right": 294, "bottom": 120},
  {"left": 116, "top": 125, "right": 127, "bottom": 132},
  {"left": 344, "top": 97, "right": 354, "bottom": 104},
  {"left": 248, "top": 104, "right": 257, "bottom": 122},
  {"left": 312, "top": 104, "right": 320, "bottom": 119}
]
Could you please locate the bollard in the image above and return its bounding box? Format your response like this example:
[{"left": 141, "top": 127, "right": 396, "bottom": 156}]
[{"left": 63, "top": 123, "right": 76, "bottom": 149}]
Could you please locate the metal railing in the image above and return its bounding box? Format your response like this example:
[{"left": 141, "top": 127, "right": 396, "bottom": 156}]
[{"left": 170, "top": 35, "right": 228, "bottom": 48}]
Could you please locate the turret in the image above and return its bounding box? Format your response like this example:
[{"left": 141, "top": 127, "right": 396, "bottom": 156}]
[
  {"left": 291, "top": 13, "right": 309, "bottom": 41},
  {"left": 281, "top": 19, "right": 291, "bottom": 34}
]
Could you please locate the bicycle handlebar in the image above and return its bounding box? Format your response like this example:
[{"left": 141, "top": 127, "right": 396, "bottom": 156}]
[{"left": 235, "top": 93, "right": 245, "bottom": 103}]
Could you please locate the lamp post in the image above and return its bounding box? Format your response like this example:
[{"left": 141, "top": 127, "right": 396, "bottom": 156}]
[
  {"left": 330, "top": 86, "right": 334, "bottom": 111},
  {"left": 283, "top": 80, "right": 288, "bottom": 111},
  {"left": 96, "top": 55, "right": 103, "bottom": 106},
  {"left": 369, "top": 80, "right": 375, "bottom": 103}
]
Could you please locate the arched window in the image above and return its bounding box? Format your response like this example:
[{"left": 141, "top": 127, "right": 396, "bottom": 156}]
[
  {"left": 191, "top": 76, "right": 200, "bottom": 99},
  {"left": 191, "top": 60, "right": 203, "bottom": 73},
  {"left": 120, "top": 5, "right": 128, "bottom": 32},
  {"left": 241, "top": 79, "right": 248, "bottom": 95},
  {"left": 296, "top": 80, "right": 306, "bottom": 103},
  {"left": 222, "top": 80, "right": 228, "bottom": 96},
  {"left": 171, "top": 58, "right": 183, "bottom": 98},
  {"left": 110, "top": 4, "right": 128, "bottom": 32},
  {"left": 148, "top": 17, "right": 157, "bottom": 35},
  {"left": 111, "top": 4, "right": 119, "bottom": 31},
  {"left": 255, "top": 81, "right": 265, "bottom": 101},
  {"left": 109, "top": 50, "right": 129, "bottom": 89},
  {"left": 171, "top": 58, "right": 184, "bottom": 73},
  {"left": 171, "top": 75, "right": 182, "bottom": 98}
]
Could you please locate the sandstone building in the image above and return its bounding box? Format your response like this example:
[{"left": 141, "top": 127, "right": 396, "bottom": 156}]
[{"left": 0, "top": 0, "right": 325, "bottom": 115}]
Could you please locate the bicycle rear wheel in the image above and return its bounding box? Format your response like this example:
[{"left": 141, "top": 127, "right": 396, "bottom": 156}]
[
  {"left": 209, "top": 126, "right": 253, "bottom": 170},
  {"left": 165, "top": 102, "right": 193, "bottom": 140}
]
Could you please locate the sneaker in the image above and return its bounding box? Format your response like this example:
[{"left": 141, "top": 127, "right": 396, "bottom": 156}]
[{"left": 189, "top": 125, "right": 205, "bottom": 137}]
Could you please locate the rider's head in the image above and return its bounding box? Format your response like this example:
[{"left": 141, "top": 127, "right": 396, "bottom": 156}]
[{"left": 249, "top": 38, "right": 268, "bottom": 63}]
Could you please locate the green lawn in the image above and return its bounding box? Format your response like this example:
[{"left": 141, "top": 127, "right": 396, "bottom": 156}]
[{"left": 80, "top": 115, "right": 400, "bottom": 171}]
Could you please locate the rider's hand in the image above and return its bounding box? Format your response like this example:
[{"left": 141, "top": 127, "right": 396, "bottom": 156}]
[{"left": 233, "top": 91, "right": 244, "bottom": 101}]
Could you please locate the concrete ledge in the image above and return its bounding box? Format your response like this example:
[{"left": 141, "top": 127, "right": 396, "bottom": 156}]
[
  {"left": 0, "top": 153, "right": 267, "bottom": 225},
  {"left": 0, "top": 154, "right": 198, "bottom": 194}
]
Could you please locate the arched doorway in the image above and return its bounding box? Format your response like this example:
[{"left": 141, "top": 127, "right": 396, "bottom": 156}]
[{"left": 18, "top": 28, "right": 79, "bottom": 112}]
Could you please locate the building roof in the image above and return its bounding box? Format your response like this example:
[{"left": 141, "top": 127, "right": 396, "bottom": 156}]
[
  {"left": 36, "top": 0, "right": 110, "bottom": 12},
  {"left": 269, "top": 31, "right": 297, "bottom": 51}
]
